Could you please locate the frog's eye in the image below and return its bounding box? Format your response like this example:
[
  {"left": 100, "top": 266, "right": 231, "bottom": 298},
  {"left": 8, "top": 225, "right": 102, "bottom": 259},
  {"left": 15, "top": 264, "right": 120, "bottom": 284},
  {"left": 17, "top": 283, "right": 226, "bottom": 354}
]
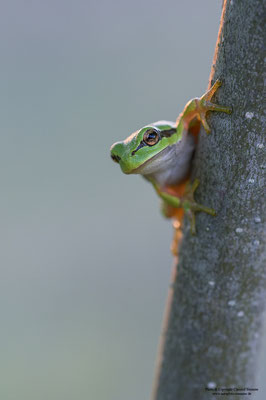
[{"left": 143, "top": 129, "right": 160, "bottom": 146}]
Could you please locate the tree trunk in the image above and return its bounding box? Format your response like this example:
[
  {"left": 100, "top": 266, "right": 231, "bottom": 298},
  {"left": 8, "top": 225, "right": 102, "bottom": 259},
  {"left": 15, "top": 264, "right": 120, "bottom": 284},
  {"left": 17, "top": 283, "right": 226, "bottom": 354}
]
[{"left": 151, "top": 0, "right": 266, "bottom": 399}]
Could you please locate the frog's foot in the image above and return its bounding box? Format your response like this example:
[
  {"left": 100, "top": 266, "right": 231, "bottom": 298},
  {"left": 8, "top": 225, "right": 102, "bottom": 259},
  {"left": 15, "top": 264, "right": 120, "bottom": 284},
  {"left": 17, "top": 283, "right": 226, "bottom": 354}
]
[
  {"left": 181, "top": 179, "right": 216, "bottom": 234},
  {"left": 198, "top": 80, "right": 232, "bottom": 134}
]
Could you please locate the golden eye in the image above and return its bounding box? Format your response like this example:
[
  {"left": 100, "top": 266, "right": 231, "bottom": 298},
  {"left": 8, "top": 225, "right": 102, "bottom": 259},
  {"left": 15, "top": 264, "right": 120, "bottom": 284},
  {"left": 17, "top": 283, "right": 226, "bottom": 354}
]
[{"left": 143, "top": 129, "right": 160, "bottom": 146}]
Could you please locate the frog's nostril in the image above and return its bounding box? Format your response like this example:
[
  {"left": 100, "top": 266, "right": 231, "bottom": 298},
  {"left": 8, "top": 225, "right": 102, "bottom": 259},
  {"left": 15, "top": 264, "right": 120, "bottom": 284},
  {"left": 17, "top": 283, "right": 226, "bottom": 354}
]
[{"left": 111, "top": 153, "right": 121, "bottom": 163}]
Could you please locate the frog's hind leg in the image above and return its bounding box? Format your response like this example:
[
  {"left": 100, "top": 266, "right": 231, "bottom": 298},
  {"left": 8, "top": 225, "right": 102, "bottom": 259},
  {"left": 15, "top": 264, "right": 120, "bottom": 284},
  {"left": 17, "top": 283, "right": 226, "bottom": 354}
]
[
  {"left": 161, "top": 180, "right": 188, "bottom": 257},
  {"left": 171, "top": 208, "right": 184, "bottom": 257},
  {"left": 160, "top": 201, "right": 184, "bottom": 257}
]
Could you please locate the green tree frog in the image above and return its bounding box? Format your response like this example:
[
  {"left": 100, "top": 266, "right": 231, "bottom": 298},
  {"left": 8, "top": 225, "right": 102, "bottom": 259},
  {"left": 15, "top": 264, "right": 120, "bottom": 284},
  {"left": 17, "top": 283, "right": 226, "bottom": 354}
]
[{"left": 110, "top": 80, "right": 231, "bottom": 255}]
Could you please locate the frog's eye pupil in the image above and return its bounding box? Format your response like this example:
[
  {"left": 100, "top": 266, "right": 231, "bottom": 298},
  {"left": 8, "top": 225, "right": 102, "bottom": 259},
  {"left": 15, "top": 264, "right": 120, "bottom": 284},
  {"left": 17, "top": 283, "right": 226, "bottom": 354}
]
[{"left": 143, "top": 129, "right": 160, "bottom": 146}]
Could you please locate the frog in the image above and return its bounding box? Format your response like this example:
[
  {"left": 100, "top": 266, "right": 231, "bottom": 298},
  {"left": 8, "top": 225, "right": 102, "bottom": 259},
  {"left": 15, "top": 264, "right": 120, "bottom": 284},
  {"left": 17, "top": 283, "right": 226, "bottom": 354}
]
[{"left": 110, "top": 80, "right": 231, "bottom": 255}]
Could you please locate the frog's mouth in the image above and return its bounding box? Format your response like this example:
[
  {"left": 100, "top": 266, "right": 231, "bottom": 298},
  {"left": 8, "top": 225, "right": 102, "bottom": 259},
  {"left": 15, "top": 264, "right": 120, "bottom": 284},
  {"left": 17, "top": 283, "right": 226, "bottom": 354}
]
[{"left": 130, "top": 146, "right": 174, "bottom": 175}]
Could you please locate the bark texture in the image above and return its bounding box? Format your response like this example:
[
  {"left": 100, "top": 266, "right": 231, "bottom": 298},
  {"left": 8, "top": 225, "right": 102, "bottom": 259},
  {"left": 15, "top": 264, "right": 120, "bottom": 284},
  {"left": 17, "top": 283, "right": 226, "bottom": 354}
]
[{"left": 152, "top": 0, "right": 266, "bottom": 399}]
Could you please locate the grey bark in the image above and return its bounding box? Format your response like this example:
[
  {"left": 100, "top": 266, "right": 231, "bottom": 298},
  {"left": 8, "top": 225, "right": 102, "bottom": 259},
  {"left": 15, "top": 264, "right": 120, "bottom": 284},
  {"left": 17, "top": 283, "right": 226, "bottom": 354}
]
[{"left": 151, "top": 0, "right": 266, "bottom": 399}]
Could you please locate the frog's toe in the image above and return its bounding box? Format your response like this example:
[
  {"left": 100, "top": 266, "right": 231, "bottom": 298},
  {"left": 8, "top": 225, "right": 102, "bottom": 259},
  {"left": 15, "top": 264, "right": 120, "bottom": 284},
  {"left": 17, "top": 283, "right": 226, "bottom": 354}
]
[
  {"left": 205, "top": 102, "right": 232, "bottom": 114},
  {"left": 198, "top": 80, "right": 232, "bottom": 134},
  {"left": 182, "top": 179, "right": 216, "bottom": 234},
  {"left": 187, "top": 210, "right": 196, "bottom": 235},
  {"left": 193, "top": 203, "right": 216, "bottom": 216}
]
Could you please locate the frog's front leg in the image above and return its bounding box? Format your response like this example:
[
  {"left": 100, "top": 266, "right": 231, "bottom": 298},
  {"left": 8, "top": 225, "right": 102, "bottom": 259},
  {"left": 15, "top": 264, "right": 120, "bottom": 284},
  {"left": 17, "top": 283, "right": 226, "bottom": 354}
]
[
  {"left": 177, "top": 80, "right": 232, "bottom": 134},
  {"left": 153, "top": 179, "right": 216, "bottom": 235}
]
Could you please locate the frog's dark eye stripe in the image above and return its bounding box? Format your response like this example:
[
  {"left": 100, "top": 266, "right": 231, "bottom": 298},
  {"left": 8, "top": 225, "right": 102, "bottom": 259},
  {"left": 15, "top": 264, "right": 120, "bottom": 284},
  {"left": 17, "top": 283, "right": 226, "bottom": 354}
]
[
  {"left": 131, "top": 140, "right": 146, "bottom": 156},
  {"left": 160, "top": 128, "right": 177, "bottom": 138},
  {"left": 131, "top": 127, "right": 177, "bottom": 156},
  {"left": 131, "top": 128, "right": 160, "bottom": 156}
]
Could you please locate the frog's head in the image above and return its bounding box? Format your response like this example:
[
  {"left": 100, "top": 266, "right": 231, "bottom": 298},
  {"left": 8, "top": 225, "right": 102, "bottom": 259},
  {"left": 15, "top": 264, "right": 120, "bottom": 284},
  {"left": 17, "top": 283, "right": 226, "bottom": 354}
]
[{"left": 110, "top": 121, "right": 177, "bottom": 174}]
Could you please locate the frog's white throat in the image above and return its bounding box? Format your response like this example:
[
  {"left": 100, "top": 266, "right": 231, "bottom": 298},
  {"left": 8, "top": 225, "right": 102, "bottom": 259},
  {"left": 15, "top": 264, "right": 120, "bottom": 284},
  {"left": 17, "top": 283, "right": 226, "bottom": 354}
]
[{"left": 134, "top": 133, "right": 195, "bottom": 186}]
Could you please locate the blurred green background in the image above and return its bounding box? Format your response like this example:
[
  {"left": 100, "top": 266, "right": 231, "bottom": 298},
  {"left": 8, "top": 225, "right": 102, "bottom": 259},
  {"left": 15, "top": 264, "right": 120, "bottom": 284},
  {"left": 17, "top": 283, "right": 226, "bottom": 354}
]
[{"left": 1, "top": 1, "right": 265, "bottom": 399}]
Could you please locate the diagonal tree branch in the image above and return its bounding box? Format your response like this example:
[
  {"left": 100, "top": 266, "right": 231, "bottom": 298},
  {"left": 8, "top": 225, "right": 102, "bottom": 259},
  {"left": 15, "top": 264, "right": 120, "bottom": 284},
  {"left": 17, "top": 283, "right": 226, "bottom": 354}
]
[{"left": 151, "top": 0, "right": 266, "bottom": 399}]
